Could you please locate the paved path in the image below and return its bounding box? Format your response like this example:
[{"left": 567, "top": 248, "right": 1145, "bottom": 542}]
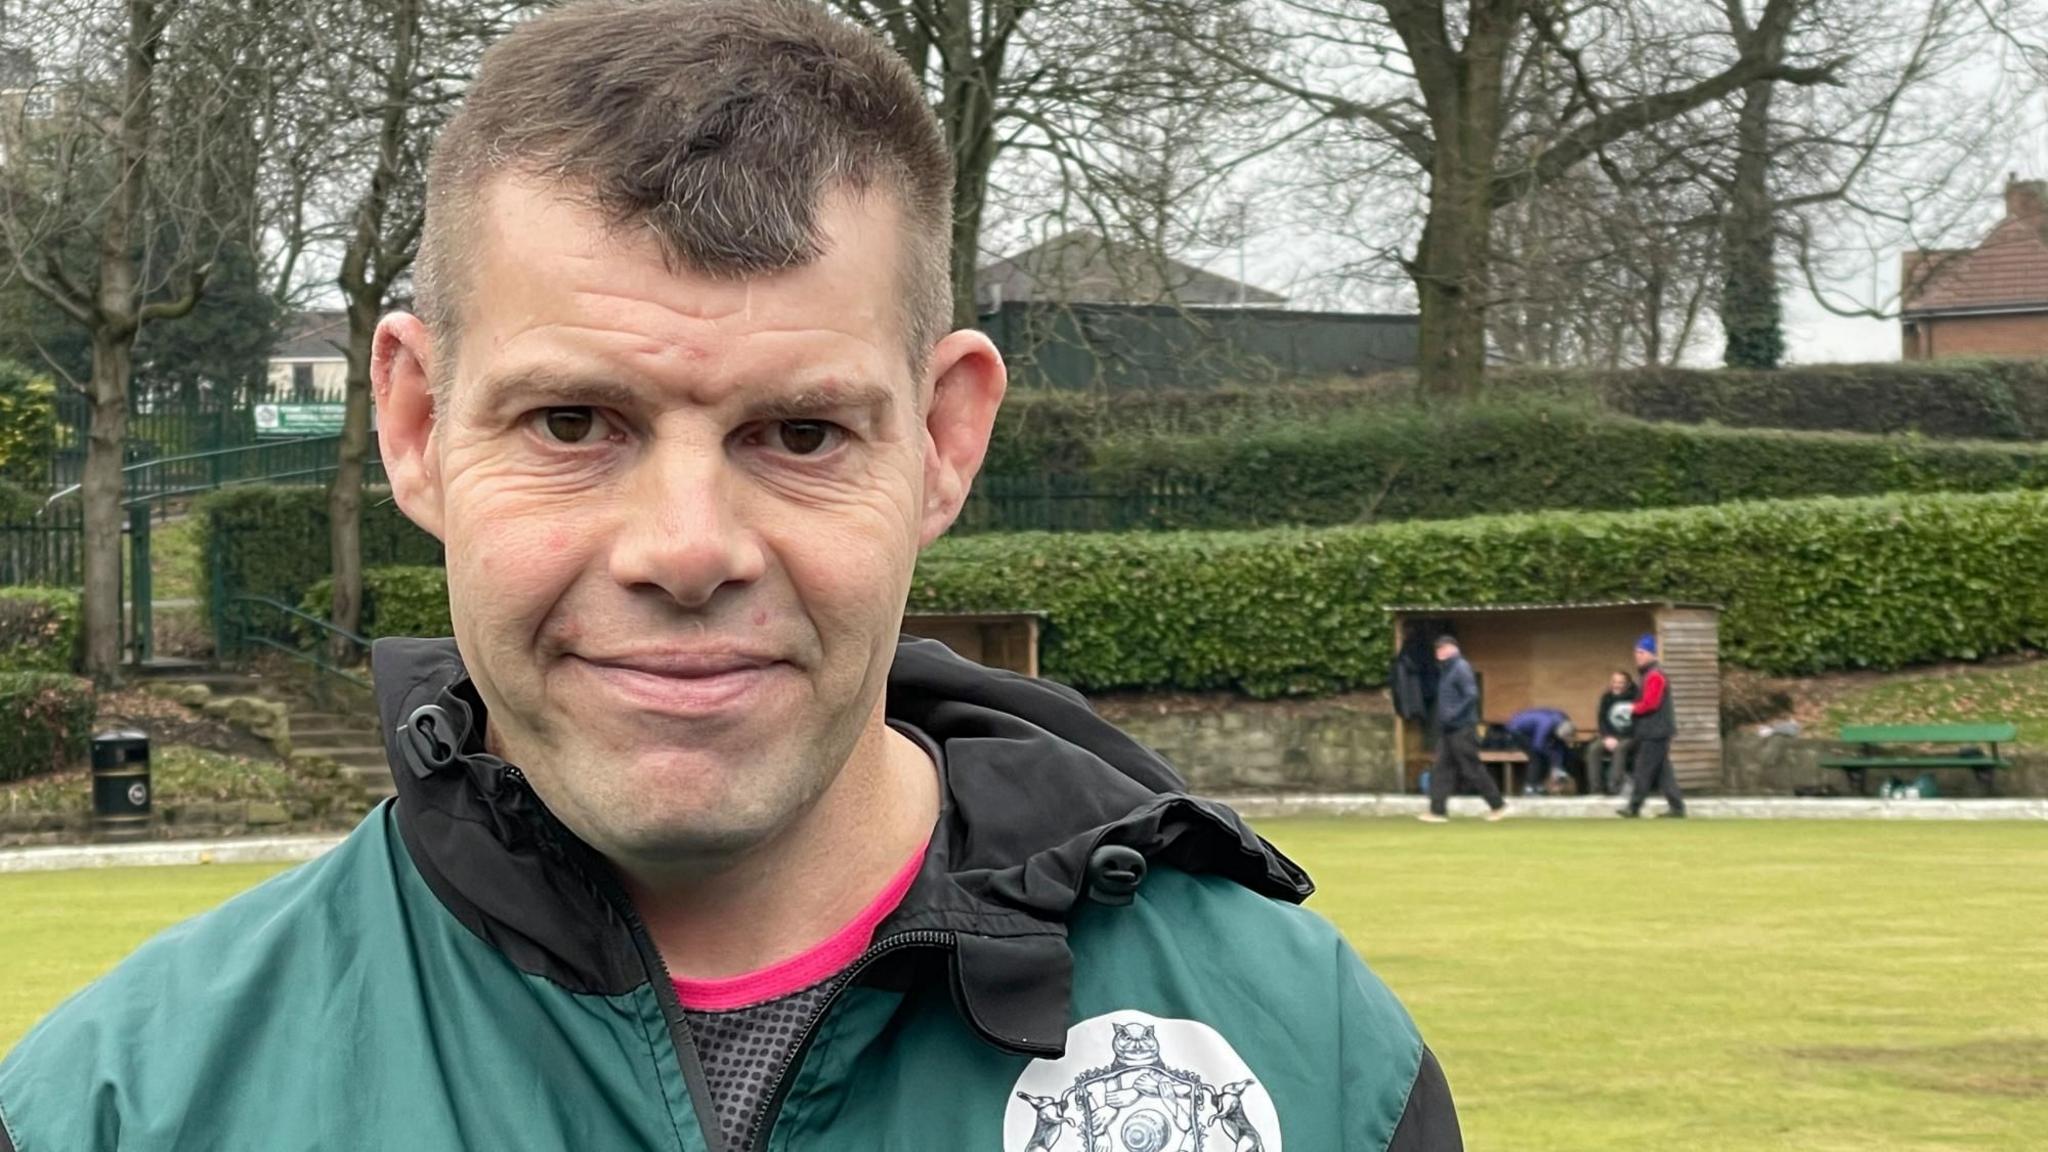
[
  {"left": 6, "top": 795, "right": 2044, "bottom": 872},
  {"left": 1224, "top": 794, "right": 2048, "bottom": 821},
  {"left": 0, "top": 834, "right": 345, "bottom": 874}
]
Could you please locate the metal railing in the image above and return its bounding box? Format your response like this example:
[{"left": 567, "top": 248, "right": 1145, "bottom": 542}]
[
  {"left": 36, "top": 436, "right": 382, "bottom": 520},
  {"left": 229, "top": 594, "right": 372, "bottom": 694}
]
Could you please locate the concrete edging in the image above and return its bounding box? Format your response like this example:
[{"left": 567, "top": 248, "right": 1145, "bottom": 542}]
[
  {"left": 1221, "top": 794, "right": 2048, "bottom": 821},
  {"left": 0, "top": 834, "right": 347, "bottom": 874},
  {"left": 4, "top": 794, "right": 2044, "bottom": 873}
]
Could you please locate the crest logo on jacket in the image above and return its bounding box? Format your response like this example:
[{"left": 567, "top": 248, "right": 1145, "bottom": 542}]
[{"left": 1004, "top": 1011, "right": 1281, "bottom": 1152}]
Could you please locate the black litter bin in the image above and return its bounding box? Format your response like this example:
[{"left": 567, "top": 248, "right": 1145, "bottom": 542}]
[{"left": 91, "top": 730, "right": 152, "bottom": 842}]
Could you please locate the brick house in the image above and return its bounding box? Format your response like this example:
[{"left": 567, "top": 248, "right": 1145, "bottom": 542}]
[{"left": 1900, "top": 178, "right": 2048, "bottom": 360}]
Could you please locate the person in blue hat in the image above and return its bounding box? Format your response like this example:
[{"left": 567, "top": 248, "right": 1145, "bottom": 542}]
[{"left": 1619, "top": 633, "right": 1686, "bottom": 818}]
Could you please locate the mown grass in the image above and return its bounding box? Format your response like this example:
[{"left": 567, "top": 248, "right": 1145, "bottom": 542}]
[{"left": 5, "top": 821, "right": 2045, "bottom": 1150}]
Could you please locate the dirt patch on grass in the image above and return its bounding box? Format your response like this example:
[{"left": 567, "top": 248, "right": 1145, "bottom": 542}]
[{"left": 1789, "top": 1037, "right": 2048, "bottom": 1098}]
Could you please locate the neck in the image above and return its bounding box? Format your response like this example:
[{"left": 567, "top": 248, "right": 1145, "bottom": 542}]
[{"left": 621, "top": 711, "right": 940, "bottom": 983}]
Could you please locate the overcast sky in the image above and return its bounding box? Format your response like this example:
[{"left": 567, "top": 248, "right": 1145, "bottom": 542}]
[{"left": 1176, "top": 67, "right": 2048, "bottom": 369}]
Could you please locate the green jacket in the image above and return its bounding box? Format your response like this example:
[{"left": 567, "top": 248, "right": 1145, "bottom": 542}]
[{"left": 1, "top": 637, "right": 1460, "bottom": 1151}]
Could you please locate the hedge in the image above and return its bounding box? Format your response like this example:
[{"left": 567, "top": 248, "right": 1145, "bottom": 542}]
[
  {"left": 0, "top": 672, "right": 95, "bottom": 782},
  {"left": 301, "top": 566, "right": 452, "bottom": 640},
  {"left": 328, "top": 489, "right": 2048, "bottom": 696},
  {"left": 913, "top": 490, "right": 2048, "bottom": 694},
  {"left": 0, "top": 480, "right": 38, "bottom": 524},
  {"left": 198, "top": 486, "right": 443, "bottom": 616},
  {"left": 1575, "top": 359, "right": 2048, "bottom": 440},
  {"left": 1066, "top": 408, "right": 2048, "bottom": 530},
  {"left": 983, "top": 360, "right": 2048, "bottom": 481},
  {"left": 0, "top": 587, "right": 82, "bottom": 673}
]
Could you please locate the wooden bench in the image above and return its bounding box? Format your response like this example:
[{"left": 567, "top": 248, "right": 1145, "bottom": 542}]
[{"left": 1818, "top": 723, "right": 2017, "bottom": 797}]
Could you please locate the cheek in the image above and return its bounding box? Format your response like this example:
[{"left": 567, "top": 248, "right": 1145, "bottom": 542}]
[{"left": 444, "top": 479, "right": 605, "bottom": 622}]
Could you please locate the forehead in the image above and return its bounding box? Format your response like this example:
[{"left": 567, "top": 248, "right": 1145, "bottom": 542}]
[{"left": 448, "top": 177, "right": 911, "bottom": 408}]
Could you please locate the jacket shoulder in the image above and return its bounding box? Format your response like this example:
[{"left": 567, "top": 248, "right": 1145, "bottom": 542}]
[
  {"left": 0, "top": 814, "right": 400, "bottom": 1145},
  {"left": 1068, "top": 866, "right": 1456, "bottom": 1148}
]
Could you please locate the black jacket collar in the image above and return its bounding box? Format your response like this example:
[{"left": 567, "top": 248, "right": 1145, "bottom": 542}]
[{"left": 372, "top": 635, "right": 1312, "bottom": 1058}]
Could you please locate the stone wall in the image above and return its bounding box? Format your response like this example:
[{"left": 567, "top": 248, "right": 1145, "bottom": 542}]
[
  {"left": 1722, "top": 732, "right": 2048, "bottom": 798},
  {"left": 1092, "top": 693, "right": 2048, "bottom": 799},
  {"left": 1094, "top": 694, "right": 1404, "bottom": 794},
  {"left": 0, "top": 801, "right": 359, "bottom": 849}
]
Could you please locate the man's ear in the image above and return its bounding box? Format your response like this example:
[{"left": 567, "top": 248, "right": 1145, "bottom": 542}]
[
  {"left": 919, "top": 328, "right": 1007, "bottom": 547},
  {"left": 373, "top": 312, "right": 446, "bottom": 541}
]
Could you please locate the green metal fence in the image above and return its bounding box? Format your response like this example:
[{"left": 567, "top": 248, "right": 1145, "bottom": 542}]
[{"left": 953, "top": 473, "right": 1213, "bottom": 534}]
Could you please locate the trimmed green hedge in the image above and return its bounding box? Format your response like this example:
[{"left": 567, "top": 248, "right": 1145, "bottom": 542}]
[
  {"left": 329, "top": 489, "right": 2048, "bottom": 696},
  {"left": 198, "top": 486, "right": 443, "bottom": 616},
  {"left": 1068, "top": 408, "right": 2048, "bottom": 529},
  {"left": 914, "top": 490, "right": 2048, "bottom": 694},
  {"left": 1578, "top": 359, "right": 2048, "bottom": 440},
  {"left": 0, "top": 587, "right": 81, "bottom": 673},
  {"left": 984, "top": 361, "right": 2048, "bottom": 483},
  {"left": 301, "top": 566, "right": 452, "bottom": 640},
  {"left": 0, "top": 480, "right": 38, "bottom": 524},
  {"left": 0, "top": 671, "right": 95, "bottom": 782}
]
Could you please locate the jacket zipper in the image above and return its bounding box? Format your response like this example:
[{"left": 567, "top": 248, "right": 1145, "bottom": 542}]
[
  {"left": 502, "top": 766, "right": 730, "bottom": 1152},
  {"left": 740, "top": 929, "right": 958, "bottom": 1152}
]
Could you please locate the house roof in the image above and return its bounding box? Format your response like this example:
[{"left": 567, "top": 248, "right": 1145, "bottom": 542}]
[
  {"left": 1902, "top": 180, "right": 2048, "bottom": 317},
  {"left": 272, "top": 310, "right": 350, "bottom": 361},
  {"left": 975, "top": 230, "right": 1286, "bottom": 310}
]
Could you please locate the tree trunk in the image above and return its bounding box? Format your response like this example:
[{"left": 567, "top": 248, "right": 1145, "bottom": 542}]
[
  {"left": 328, "top": 298, "right": 375, "bottom": 663},
  {"left": 1720, "top": 82, "right": 1783, "bottom": 368},
  {"left": 82, "top": 335, "right": 131, "bottom": 681},
  {"left": 1412, "top": 131, "right": 1500, "bottom": 399}
]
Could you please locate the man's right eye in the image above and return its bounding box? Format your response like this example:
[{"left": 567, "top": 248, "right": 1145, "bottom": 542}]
[{"left": 535, "top": 407, "right": 608, "bottom": 445}]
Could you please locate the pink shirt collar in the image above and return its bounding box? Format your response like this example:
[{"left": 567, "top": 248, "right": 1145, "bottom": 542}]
[{"left": 671, "top": 841, "right": 930, "bottom": 1012}]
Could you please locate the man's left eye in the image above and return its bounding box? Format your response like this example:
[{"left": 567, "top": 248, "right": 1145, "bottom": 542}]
[{"left": 774, "top": 421, "right": 841, "bottom": 456}]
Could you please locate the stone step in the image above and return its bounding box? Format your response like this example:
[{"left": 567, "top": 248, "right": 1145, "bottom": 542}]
[
  {"left": 293, "top": 720, "right": 377, "bottom": 740},
  {"left": 297, "top": 746, "right": 389, "bottom": 769},
  {"left": 341, "top": 766, "right": 397, "bottom": 799}
]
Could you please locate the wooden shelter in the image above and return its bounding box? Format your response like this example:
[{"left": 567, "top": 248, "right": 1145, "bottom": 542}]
[
  {"left": 1387, "top": 601, "right": 1723, "bottom": 792},
  {"left": 901, "top": 612, "right": 1045, "bottom": 677}
]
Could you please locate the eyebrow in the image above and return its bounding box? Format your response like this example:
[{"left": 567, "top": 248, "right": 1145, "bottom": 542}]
[
  {"left": 468, "top": 368, "right": 645, "bottom": 417},
  {"left": 467, "top": 367, "right": 903, "bottom": 426},
  {"left": 747, "top": 382, "right": 900, "bottom": 426}
]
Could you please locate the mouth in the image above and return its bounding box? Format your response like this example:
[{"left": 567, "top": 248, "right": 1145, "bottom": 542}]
[{"left": 569, "top": 650, "right": 791, "bottom": 717}]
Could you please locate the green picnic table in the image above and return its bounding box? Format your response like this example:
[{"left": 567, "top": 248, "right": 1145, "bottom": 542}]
[{"left": 1818, "top": 723, "right": 2016, "bottom": 797}]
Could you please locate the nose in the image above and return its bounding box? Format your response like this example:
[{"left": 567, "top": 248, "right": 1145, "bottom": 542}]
[{"left": 606, "top": 438, "right": 768, "bottom": 609}]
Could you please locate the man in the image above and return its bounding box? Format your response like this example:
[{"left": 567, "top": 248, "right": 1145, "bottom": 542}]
[
  {"left": 1619, "top": 635, "right": 1687, "bottom": 819},
  {"left": 1421, "top": 635, "right": 1509, "bottom": 824},
  {"left": 1502, "top": 707, "right": 1577, "bottom": 795},
  {"left": 1588, "top": 671, "right": 1638, "bottom": 796},
  {"left": 0, "top": 4, "right": 1461, "bottom": 1149}
]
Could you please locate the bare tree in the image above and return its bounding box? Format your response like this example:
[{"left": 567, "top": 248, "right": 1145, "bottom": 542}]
[
  {"left": 829, "top": 0, "right": 1270, "bottom": 330},
  {"left": 0, "top": 0, "right": 270, "bottom": 680},
  {"left": 264, "top": 0, "right": 522, "bottom": 659},
  {"left": 1210, "top": 0, "right": 1844, "bottom": 396}
]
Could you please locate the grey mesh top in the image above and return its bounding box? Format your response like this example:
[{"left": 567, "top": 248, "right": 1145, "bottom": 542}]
[
  {"left": 676, "top": 721, "right": 941, "bottom": 1149},
  {"left": 684, "top": 980, "right": 839, "bottom": 1149}
]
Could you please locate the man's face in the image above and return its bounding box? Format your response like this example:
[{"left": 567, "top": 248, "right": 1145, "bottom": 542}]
[
  {"left": 1435, "top": 642, "right": 1456, "bottom": 662},
  {"left": 374, "top": 179, "right": 1002, "bottom": 871},
  {"left": 1635, "top": 647, "right": 1654, "bottom": 669}
]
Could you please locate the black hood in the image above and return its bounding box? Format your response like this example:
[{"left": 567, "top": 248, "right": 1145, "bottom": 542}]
[{"left": 372, "top": 635, "right": 1312, "bottom": 1058}]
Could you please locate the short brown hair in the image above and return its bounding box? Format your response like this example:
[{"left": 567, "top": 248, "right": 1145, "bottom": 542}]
[{"left": 414, "top": 0, "right": 952, "bottom": 372}]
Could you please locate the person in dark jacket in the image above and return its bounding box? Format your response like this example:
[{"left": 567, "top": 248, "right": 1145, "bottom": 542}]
[
  {"left": 1503, "top": 707, "right": 1578, "bottom": 794},
  {"left": 1588, "top": 671, "right": 1638, "bottom": 796},
  {"left": 0, "top": 5, "right": 1464, "bottom": 1149},
  {"left": 1620, "top": 635, "right": 1687, "bottom": 818},
  {"left": 1422, "top": 636, "right": 1509, "bottom": 823}
]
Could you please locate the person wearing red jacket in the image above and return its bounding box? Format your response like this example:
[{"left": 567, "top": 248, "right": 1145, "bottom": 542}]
[{"left": 1619, "top": 634, "right": 1687, "bottom": 818}]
